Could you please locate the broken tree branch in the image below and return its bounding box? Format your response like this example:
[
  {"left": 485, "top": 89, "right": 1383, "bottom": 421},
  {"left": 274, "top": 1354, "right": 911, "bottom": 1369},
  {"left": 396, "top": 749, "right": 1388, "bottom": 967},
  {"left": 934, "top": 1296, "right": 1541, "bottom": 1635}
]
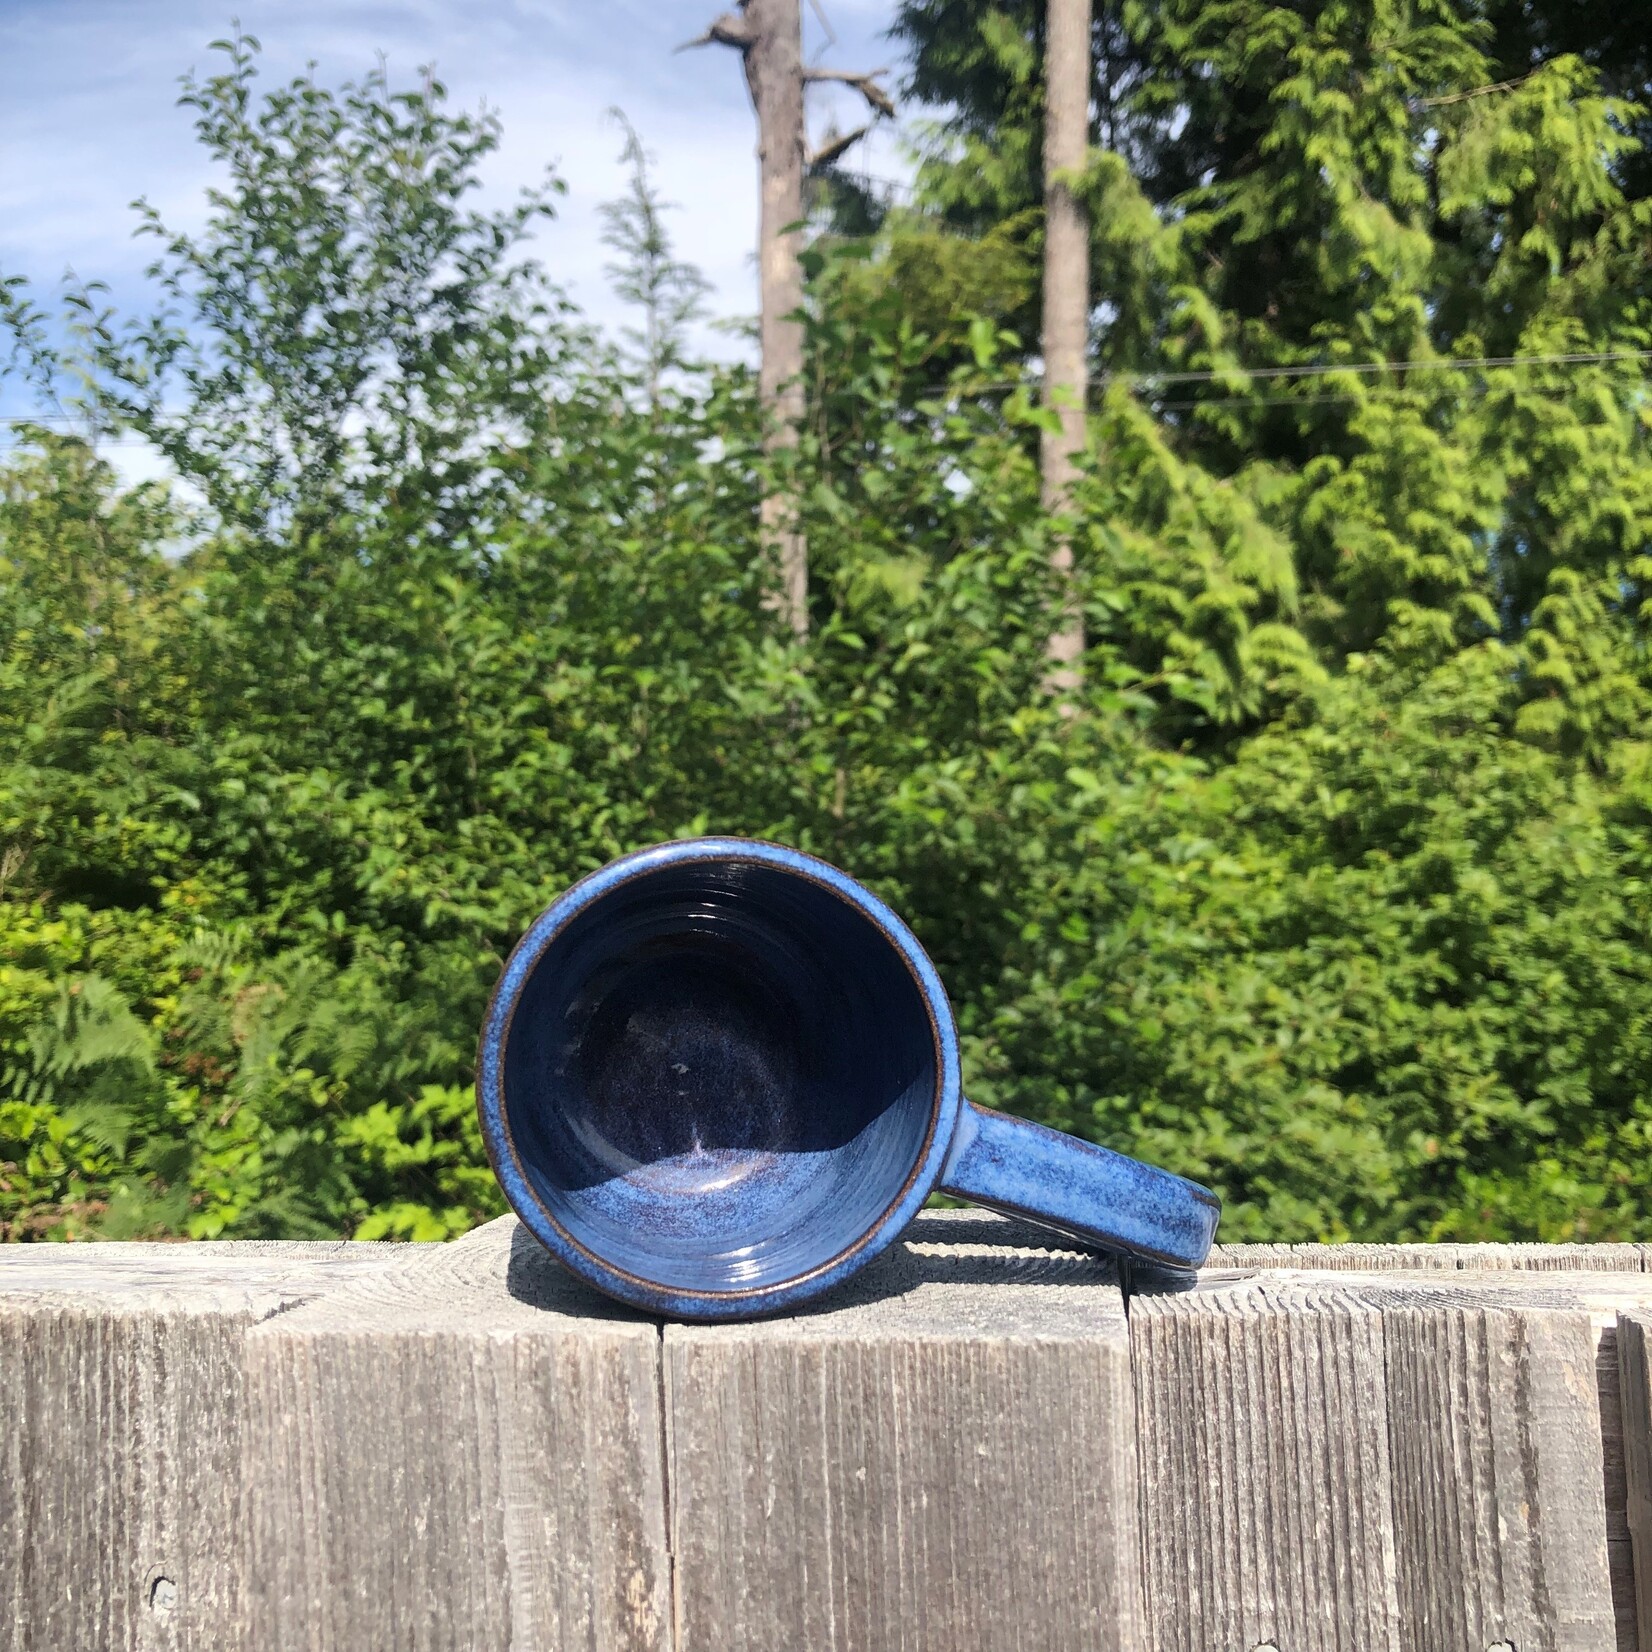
[
  {"left": 807, "top": 124, "right": 873, "bottom": 170},
  {"left": 801, "top": 67, "right": 895, "bottom": 120},
  {"left": 676, "top": 12, "right": 755, "bottom": 54}
]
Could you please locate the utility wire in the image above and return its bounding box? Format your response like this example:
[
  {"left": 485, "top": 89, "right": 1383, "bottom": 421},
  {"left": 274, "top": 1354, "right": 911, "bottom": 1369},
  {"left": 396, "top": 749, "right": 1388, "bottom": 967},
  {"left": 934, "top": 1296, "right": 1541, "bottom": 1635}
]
[
  {"left": 1154, "top": 390, "right": 1547, "bottom": 410},
  {"left": 4, "top": 413, "right": 172, "bottom": 426},
  {"left": 0, "top": 434, "right": 153, "bottom": 445},
  {"left": 2, "top": 349, "right": 1647, "bottom": 452},
  {"left": 1110, "top": 348, "right": 1652, "bottom": 387},
  {"left": 909, "top": 348, "right": 1652, "bottom": 400},
  {"left": 8, "top": 351, "right": 1644, "bottom": 424},
  {"left": 7, "top": 344, "right": 1649, "bottom": 427}
]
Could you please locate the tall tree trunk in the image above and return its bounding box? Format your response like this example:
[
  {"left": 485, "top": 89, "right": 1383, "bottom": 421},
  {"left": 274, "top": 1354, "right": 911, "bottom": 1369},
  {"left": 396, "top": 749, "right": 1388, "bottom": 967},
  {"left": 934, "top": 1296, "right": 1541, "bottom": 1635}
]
[
  {"left": 742, "top": 0, "right": 809, "bottom": 640},
  {"left": 686, "top": 4, "right": 891, "bottom": 642},
  {"left": 1041, "top": 0, "right": 1092, "bottom": 684}
]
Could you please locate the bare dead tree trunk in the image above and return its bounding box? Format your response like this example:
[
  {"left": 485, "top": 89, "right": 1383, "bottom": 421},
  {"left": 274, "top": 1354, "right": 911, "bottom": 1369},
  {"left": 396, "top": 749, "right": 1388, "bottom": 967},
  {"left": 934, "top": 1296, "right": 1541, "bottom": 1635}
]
[
  {"left": 1041, "top": 0, "right": 1093, "bottom": 687},
  {"left": 682, "top": 2, "right": 805, "bottom": 639},
  {"left": 684, "top": 6, "right": 892, "bottom": 644},
  {"left": 749, "top": 0, "right": 808, "bottom": 641}
]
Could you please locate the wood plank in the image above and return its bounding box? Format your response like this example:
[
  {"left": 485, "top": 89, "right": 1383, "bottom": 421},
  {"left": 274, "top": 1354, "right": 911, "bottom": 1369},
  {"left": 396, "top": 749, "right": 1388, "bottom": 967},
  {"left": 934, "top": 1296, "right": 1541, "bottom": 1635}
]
[
  {"left": 1289, "top": 1258, "right": 1650, "bottom": 1651},
  {"left": 1376, "top": 1283, "right": 1618, "bottom": 1652},
  {"left": 1622, "top": 1311, "right": 1652, "bottom": 1652},
  {"left": 664, "top": 1210, "right": 1143, "bottom": 1652},
  {"left": 1130, "top": 1275, "right": 1402, "bottom": 1652},
  {"left": 1205, "top": 1241, "right": 1298, "bottom": 1269},
  {"left": 1419, "top": 1269, "right": 1652, "bottom": 1652},
  {"left": 0, "top": 1239, "right": 405, "bottom": 1652},
  {"left": 1132, "top": 1270, "right": 1652, "bottom": 1652},
  {"left": 1598, "top": 1322, "right": 1641, "bottom": 1652},
  {"left": 1206, "top": 1242, "right": 1650, "bottom": 1273},
  {"left": 1456, "top": 1243, "right": 1650, "bottom": 1273},
  {"left": 242, "top": 1216, "right": 670, "bottom": 1652},
  {"left": 5, "top": 1215, "right": 1646, "bottom": 1652},
  {"left": 1211, "top": 1242, "right": 1456, "bottom": 1270}
]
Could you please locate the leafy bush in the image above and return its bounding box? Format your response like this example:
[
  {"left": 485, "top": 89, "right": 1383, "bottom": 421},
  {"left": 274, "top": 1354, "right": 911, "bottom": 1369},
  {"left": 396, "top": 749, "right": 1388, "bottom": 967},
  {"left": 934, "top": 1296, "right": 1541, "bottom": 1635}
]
[{"left": 3, "top": 22, "right": 1650, "bottom": 1244}]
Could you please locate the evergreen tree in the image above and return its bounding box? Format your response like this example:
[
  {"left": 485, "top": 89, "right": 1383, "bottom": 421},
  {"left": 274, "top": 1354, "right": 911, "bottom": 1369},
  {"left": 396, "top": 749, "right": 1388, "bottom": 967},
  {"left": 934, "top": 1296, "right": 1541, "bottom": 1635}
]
[
  {"left": 886, "top": 0, "right": 1652, "bottom": 733},
  {"left": 600, "top": 111, "right": 712, "bottom": 411}
]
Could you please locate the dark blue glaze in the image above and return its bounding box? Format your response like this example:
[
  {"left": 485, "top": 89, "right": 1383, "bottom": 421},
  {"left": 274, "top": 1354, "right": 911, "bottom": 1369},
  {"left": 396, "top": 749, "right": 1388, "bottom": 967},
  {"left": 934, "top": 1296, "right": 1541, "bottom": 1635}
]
[{"left": 477, "top": 838, "right": 1218, "bottom": 1319}]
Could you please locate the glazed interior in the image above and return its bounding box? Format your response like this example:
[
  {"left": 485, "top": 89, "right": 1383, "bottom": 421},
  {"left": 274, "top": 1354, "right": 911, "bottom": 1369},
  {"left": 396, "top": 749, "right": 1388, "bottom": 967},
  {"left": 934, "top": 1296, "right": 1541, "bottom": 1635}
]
[{"left": 500, "top": 858, "right": 939, "bottom": 1295}]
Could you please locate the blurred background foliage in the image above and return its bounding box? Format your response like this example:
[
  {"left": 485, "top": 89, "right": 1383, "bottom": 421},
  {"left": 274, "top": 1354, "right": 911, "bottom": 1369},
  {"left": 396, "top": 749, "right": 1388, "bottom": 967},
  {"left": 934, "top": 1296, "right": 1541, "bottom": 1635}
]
[{"left": 2, "top": 5, "right": 1651, "bottom": 1242}]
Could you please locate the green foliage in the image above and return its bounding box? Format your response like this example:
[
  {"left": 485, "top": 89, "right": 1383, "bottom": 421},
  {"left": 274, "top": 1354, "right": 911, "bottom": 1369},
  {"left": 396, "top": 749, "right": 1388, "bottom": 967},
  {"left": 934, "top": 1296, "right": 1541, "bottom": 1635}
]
[
  {"left": 974, "top": 648, "right": 1652, "bottom": 1242},
  {"left": 2, "top": 19, "right": 1651, "bottom": 1245},
  {"left": 600, "top": 110, "right": 713, "bottom": 406}
]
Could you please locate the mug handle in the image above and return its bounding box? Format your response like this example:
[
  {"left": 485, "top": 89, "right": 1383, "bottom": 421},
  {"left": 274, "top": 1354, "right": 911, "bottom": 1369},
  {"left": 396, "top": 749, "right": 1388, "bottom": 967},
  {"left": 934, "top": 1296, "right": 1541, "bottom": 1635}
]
[{"left": 938, "top": 1101, "right": 1220, "bottom": 1268}]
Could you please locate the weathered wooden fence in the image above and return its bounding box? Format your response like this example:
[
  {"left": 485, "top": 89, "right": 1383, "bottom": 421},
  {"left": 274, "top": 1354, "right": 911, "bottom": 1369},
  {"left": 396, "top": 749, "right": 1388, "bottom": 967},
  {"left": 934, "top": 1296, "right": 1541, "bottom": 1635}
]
[{"left": 4, "top": 1211, "right": 1651, "bottom": 1652}]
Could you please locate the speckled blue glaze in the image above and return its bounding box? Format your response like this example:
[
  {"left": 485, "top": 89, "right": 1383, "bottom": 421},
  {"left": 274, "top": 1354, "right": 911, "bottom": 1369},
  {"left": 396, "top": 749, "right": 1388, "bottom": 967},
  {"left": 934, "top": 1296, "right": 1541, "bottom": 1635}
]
[
  {"left": 477, "top": 838, "right": 1218, "bottom": 1319},
  {"left": 939, "top": 1103, "right": 1219, "bottom": 1267}
]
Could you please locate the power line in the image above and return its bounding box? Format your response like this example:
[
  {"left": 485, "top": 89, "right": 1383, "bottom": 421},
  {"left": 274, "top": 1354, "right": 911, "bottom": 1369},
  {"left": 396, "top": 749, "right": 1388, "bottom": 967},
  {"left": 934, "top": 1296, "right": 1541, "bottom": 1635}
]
[
  {"left": 1111, "top": 348, "right": 1652, "bottom": 387},
  {"left": 911, "top": 348, "right": 1652, "bottom": 401},
  {"left": 1, "top": 348, "right": 1646, "bottom": 452},
  {"left": 8, "top": 353, "right": 1643, "bottom": 422},
  {"left": 1154, "top": 389, "right": 1536, "bottom": 410},
  {"left": 0, "top": 436, "right": 159, "bottom": 453},
  {"left": 0, "top": 438, "right": 154, "bottom": 446}
]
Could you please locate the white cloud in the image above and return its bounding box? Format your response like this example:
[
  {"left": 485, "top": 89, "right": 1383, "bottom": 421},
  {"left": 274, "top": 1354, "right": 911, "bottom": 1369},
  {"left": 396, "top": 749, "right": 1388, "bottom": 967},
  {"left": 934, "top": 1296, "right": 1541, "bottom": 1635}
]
[
  {"left": 1, "top": 1, "right": 912, "bottom": 353},
  {"left": 0, "top": 0, "right": 917, "bottom": 485}
]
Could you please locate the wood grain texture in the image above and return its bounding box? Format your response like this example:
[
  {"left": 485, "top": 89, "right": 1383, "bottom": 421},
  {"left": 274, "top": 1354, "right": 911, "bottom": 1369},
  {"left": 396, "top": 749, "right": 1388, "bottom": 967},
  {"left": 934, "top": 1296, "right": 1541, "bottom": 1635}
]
[
  {"left": 6, "top": 1218, "right": 1650, "bottom": 1652},
  {"left": 1285, "top": 1257, "right": 1651, "bottom": 1652},
  {"left": 242, "top": 1216, "right": 670, "bottom": 1652},
  {"left": 1597, "top": 1323, "right": 1640, "bottom": 1652},
  {"left": 1131, "top": 1275, "right": 1403, "bottom": 1652},
  {"left": 1210, "top": 1242, "right": 1457, "bottom": 1271},
  {"left": 1378, "top": 1285, "right": 1616, "bottom": 1652},
  {"left": 1207, "top": 1242, "right": 1650, "bottom": 1273},
  {"left": 1455, "top": 1244, "right": 1651, "bottom": 1273},
  {"left": 1420, "top": 1270, "right": 1652, "bottom": 1652},
  {"left": 1132, "top": 1270, "right": 1652, "bottom": 1652},
  {"left": 664, "top": 1210, "right": 1143, "bottom": 1652},
  {"left": 1621, "top": 1311, "right": 1652, "bottom": 1652},
  {"left": 0, "top": 1240, "right": 406, "bottom": 1652}
]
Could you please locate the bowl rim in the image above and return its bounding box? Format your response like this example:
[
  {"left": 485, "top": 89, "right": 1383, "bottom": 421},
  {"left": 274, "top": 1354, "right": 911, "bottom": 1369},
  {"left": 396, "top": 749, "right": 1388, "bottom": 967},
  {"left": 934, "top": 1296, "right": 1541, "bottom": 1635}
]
[{"left": 475, "top": 836, "right": 962, "bottom": 1319}]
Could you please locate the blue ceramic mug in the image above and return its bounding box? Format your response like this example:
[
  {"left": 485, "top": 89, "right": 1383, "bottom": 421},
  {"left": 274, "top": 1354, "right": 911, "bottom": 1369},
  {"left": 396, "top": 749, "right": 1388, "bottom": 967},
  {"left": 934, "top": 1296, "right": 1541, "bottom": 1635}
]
[{"left": 477, "top": 838, "right": 1219, "bottom": 1319}]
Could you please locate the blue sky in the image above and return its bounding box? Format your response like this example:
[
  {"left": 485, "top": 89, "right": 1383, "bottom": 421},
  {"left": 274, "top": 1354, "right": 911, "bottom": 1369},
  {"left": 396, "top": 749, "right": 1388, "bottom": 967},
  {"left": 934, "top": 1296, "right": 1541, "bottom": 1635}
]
[{"left": 0, "top": 0, "right": 912, "bottom": 474}]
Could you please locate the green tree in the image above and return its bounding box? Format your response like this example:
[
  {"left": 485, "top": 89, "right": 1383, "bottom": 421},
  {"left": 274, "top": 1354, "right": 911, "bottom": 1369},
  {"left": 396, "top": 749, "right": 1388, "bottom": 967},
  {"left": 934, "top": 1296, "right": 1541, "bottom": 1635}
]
[
  {"left": 0, "top": 40, "right": 1099, "bottom": 1240},
  {"left": 600, "top": 110, "right": 713, "bottom": 410},
  {"left": 3, "top": 19, "right": 1651, "bottom": 1250},
  {"left": 889, "top": 0, "right": 1652, "bottom": 726}
]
